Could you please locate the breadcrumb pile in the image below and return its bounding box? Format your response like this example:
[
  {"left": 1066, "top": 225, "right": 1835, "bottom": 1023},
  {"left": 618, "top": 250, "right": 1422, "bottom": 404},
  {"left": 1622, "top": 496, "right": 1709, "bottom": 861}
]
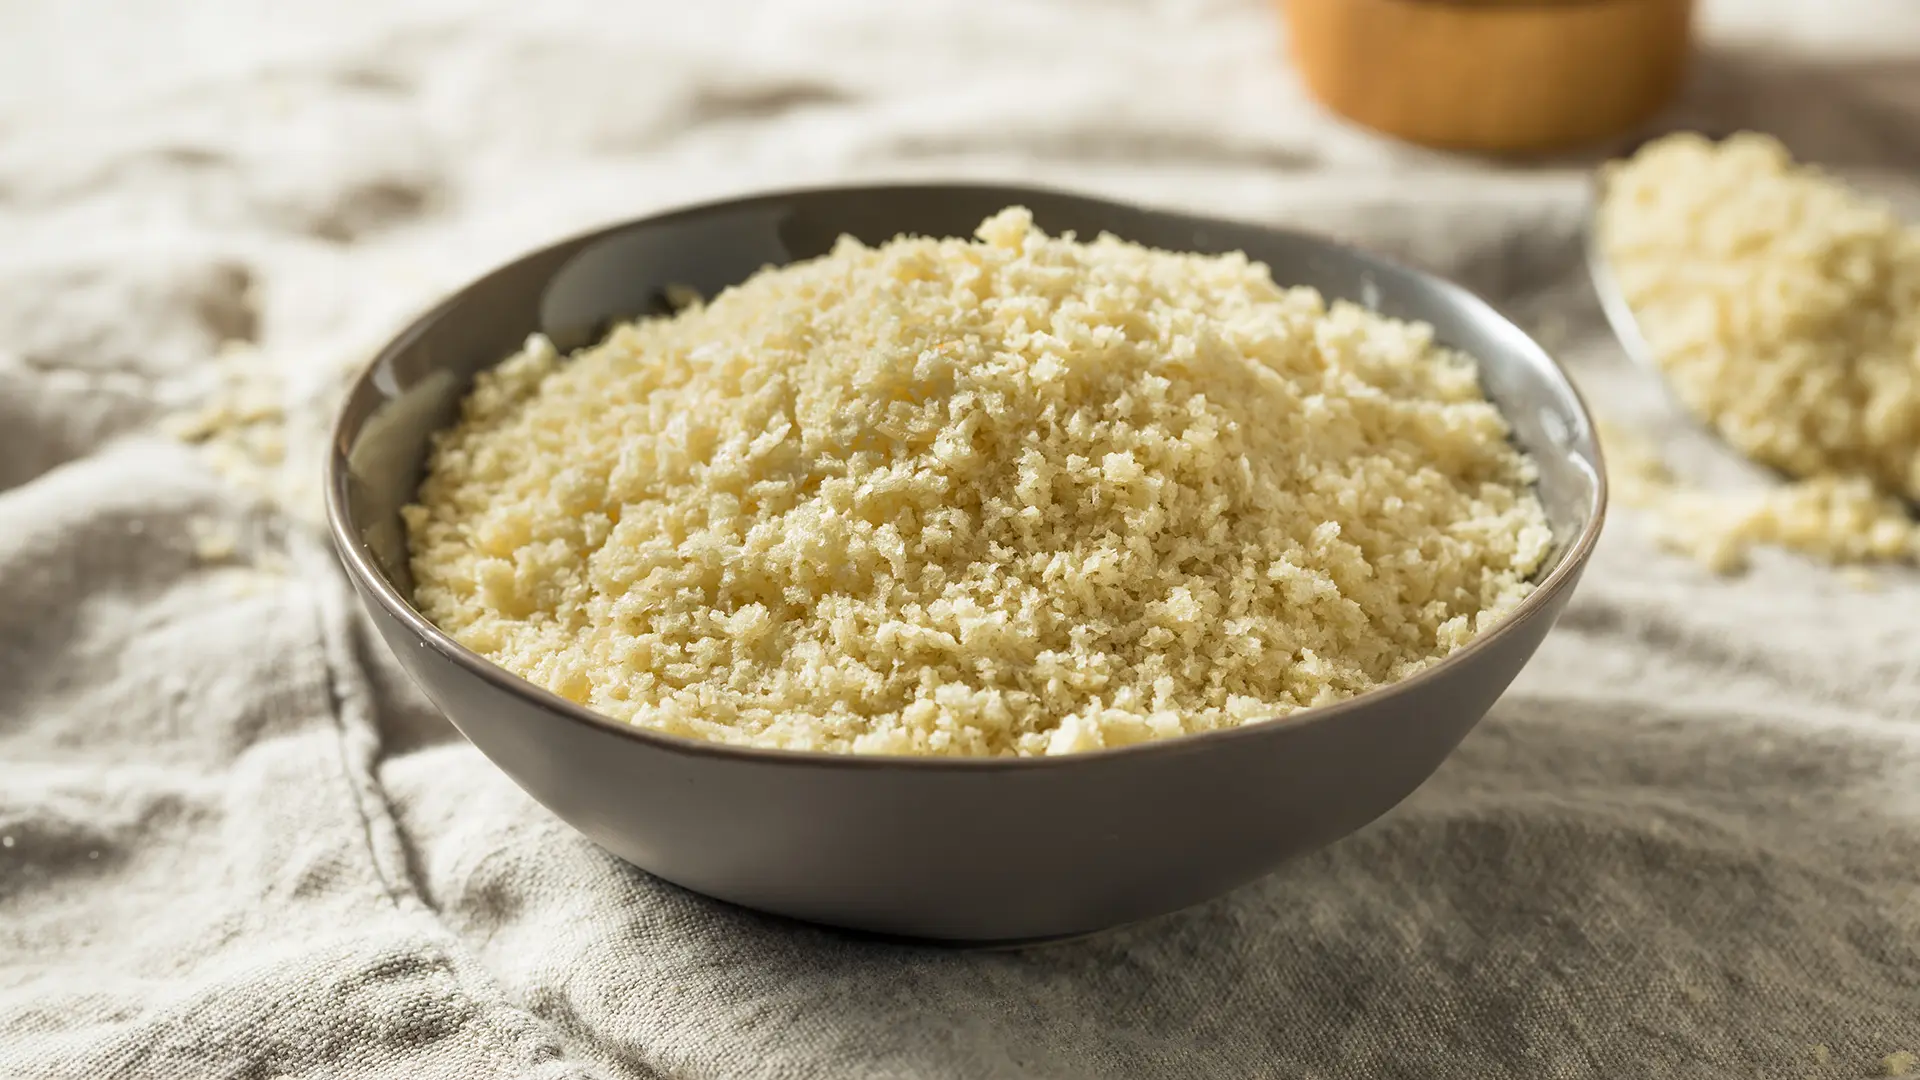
[
  {"left": 1597, "top": 132, "right": 1920, "bottom": 571},
  {"left": 404, "top": 208, "right": 1551, "bottom": 757}
]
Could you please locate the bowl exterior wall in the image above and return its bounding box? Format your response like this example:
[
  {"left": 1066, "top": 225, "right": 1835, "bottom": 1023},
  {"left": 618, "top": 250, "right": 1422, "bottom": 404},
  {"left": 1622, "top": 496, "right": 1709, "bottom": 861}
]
[{"left": 359, "top": 572, "right": 1578, "bottom": 941}]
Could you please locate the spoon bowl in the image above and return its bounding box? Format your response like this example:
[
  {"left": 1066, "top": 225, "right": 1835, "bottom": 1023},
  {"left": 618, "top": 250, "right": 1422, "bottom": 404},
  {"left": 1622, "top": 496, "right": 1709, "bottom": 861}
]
[{"left": 1587, "top": 140, "right": 1920, "bottom": 477}]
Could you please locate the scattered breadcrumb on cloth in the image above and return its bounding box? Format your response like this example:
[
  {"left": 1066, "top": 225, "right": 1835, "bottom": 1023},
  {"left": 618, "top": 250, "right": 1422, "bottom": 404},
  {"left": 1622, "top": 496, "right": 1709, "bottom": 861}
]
[
  {"left": 189, "top": 520, "right": 240, "bottom": 565},
  {"left": 405, "top": 207, "right": 1552, "bottom": 757},
  {"left": 1885, "top": 1050, "right": 1917, "bottom": 1077},
  {"left": 161, "top": 340, "right": 289, "bottom": 496},
  {"left": 1597, "top": 421, "right": 1919, "bottom": 575}
]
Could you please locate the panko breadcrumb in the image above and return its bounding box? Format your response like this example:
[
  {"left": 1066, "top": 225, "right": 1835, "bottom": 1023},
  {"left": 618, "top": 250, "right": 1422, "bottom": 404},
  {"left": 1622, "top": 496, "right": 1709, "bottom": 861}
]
[
  {"left": 404, "top": 208, "right": 1551, "bottom": 757},
  {"left": 1597, "top": 132, "right": 1920, "bottom": 572},
  {"left": 1598, "top": 421, "right": 1918, "bottom": 574},
  {"left": 1600, "top": 132, "right": 1920, "bottom": 498}
]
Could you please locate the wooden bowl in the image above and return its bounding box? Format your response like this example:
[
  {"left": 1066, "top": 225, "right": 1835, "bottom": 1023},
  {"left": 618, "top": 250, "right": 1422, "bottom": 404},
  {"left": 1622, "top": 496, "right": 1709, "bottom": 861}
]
[{"left": 1282, "top": 0, "right": 1695, "bottom": 154}]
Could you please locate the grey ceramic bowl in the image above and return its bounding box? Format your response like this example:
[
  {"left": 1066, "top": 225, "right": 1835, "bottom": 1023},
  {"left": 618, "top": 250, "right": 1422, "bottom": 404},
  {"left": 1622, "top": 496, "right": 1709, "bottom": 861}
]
[{"left": 326, "top": 184, "right": 1606, "bottom": 944}]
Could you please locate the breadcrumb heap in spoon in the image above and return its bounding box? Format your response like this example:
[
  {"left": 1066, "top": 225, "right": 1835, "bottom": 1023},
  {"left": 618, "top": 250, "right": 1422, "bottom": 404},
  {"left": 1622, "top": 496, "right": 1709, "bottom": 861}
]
[{"left": 1598, "top": 133, "right": 1920, "bottom": 574}]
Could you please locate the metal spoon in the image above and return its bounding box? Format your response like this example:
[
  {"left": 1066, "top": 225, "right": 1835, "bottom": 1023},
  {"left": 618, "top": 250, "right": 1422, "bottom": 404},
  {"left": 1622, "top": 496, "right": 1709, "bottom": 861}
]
[
  {"left": 1583, "top": 172, "right": 1660, "bottom": 383},
  {"left": 1582, "top": 129, "right": 1728, "bottom": 389}
]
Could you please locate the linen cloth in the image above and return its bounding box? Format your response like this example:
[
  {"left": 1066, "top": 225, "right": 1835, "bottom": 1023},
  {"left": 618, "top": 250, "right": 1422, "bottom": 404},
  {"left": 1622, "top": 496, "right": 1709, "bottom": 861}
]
[{"left": 3, "top": 1, "right": 1918, "bottom": 1076}]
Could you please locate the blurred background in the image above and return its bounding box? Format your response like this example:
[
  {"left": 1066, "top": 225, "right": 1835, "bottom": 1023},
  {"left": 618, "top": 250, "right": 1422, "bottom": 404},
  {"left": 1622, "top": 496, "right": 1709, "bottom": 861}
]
[
  {"left": 8, "top": 0, "right": 1918, "bottom": 514},
  {"left": 9, "top": 0, "right": 1918, "bottom": 379}
]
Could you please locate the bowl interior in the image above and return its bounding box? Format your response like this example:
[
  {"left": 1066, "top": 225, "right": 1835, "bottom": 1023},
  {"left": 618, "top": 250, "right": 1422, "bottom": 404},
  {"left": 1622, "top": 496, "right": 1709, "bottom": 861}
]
[{"left": 334, "top": 183, "right": 1602, "bottom": 643}]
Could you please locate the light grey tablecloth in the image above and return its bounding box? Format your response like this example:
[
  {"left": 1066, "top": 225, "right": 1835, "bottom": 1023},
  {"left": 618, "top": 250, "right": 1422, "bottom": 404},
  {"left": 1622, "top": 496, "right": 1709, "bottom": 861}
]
[{"left": 4, "top": 2, "right": 1919, "bottom": 1077}]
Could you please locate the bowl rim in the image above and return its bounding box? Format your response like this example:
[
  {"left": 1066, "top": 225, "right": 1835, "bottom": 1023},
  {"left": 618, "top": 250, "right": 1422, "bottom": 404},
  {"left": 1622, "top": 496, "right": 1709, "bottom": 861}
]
[{"left": 325, "top": 180, "right": 1609, "bottom": 772}]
